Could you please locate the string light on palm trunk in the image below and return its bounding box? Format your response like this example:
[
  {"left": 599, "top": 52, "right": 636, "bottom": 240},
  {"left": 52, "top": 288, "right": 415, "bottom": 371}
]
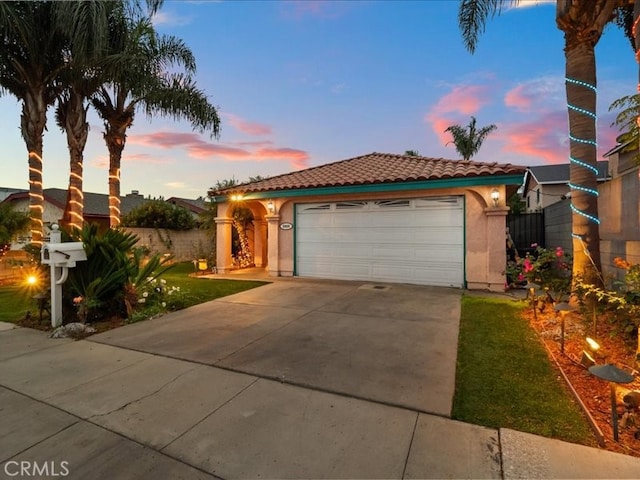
[{"left": 566, "top": 76, "right": 601, "bottom": 240}]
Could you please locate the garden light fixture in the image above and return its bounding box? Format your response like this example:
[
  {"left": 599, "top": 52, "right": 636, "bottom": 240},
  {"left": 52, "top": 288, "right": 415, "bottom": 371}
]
[
  {"left": 490, "top": 188, "right": 500, "bottom": 207},
  {"left": 554, "top": 302, "right": 575, "bottom": 355},
  {"left": 589, "top": 363, "right": 634, "bottom": 442},
  {"left": 586, "top": 337, "right": 600, "bottom": 352}
]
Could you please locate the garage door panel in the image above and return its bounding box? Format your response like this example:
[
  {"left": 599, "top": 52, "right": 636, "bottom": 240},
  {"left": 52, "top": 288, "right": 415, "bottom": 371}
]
[{"left": 296, "top": 197, "right": 464, "bottom": 287}]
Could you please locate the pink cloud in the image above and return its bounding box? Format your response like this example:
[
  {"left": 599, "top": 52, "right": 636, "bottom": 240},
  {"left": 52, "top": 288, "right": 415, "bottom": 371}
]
[
  {"left": 255, "top": 147, "right": 310, "bottom": 169},
  {"left": 188, "top": 144, "right": 251, "bottom": 160},
  {"left": 500, "top": 111, "right": 568, "bottom": 164},
  {"left": 128, "top": 132, "right": 204, "bottom": 149},
  {"left": 127, "top": 130, "right": 309, "bottom": 170},
  {"left": 425, "top": 85, "right": 493, "bottom": 144},
  {"left": 504, "top": 85, "right": 534, "bottom": 112},
  {"left": 226, "top": 114, "right": 272, "bottom": 136}
]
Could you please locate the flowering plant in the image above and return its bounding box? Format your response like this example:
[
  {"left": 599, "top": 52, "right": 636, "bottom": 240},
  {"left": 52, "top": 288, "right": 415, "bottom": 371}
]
[
  {"left": 72, "top": 295, "right": 101, "bottom": 323},
  {"left": 128, "top": 277, "right": 187, "bottom": 323},
  {"left": 506, "top": 244, "right": 572, "bottom": 301}
]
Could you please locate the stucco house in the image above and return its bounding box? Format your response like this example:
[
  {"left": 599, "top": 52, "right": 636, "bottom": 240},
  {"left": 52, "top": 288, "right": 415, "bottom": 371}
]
[
  {"left": 209, "top": 152, "right": 526, "bottom": 291},
  {"left": 522, "top": 161, "right": 609, "bottom": 212}
]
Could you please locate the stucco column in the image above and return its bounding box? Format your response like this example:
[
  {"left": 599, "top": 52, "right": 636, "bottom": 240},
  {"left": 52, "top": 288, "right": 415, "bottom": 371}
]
[
  {"left": 252, "top": 219, "right": 267, "bottom": 268},
  {"left": 265, "top": 214, "right": 280, "bottom": 276},
  {"left": 484, "top": 206, "right": 510, "bottom": 292},
  {"left": 214, "top": 216, "right": 234, "bottom": 273}
]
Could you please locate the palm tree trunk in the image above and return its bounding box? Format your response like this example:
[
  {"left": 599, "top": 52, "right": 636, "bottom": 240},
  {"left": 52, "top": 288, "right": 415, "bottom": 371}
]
[
  {"left": 61, "top": 91, "right": 89, "bottom": 232},
  {"left": 564, "top": 40, "right": 602, "bottom": 284},
  {"left": 105, "top": 123, "right": 127, "bottom": 228},
  {"left": 634, "top": 1, "right": 640, "bottom": 154},
  {"left": 20, "top": 91, "right": 47, "bottom": 246}
]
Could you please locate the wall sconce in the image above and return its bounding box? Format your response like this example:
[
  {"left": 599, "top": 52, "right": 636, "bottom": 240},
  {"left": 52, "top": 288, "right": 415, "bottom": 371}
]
[
  {"left": 230, "top": 194, "right": 244, "bottom": 202},
  {"left": 267, "top": 200, "right": 275, "bottom": 213},
  {"left": 490, "top": 188, "right": 500, "bottom": 207}
]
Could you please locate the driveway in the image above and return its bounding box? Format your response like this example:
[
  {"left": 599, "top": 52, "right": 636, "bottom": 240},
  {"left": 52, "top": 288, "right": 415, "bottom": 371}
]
[{"left": 90, "top": 278, "right": 462, "bottom": 416}]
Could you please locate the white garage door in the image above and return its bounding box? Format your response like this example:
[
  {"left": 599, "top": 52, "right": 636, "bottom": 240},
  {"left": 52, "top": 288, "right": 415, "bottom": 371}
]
[{"left": 295, "top": 196, "right": 464, "bottom": 287}]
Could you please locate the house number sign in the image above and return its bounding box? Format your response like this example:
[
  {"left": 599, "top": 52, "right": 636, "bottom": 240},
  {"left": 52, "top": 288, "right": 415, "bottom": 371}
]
[{"left": 280, "top": 223, "right": 293, "bottom": 230}]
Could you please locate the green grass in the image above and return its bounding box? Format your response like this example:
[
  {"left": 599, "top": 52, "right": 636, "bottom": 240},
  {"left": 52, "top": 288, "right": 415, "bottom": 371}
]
[
  {"left": 0, "top": 261, "right": 267, "bottom": 325},
  {"left": 160, "top": 261, "right": 267, "bottom": 308},
  {"left": 0, "top": 284, "right": 40, "bottom": 322},
  {"left": 453, "top": 295, "right": 596, "bottom": 446}
]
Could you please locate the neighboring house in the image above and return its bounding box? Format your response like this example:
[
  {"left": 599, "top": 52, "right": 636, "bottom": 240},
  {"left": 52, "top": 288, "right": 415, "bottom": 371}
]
[
  {"left": 522, "top": 161, "right": 609, "bottom": 212},
  {"left": 3, "top": 188, "right": 209, "bottom": 248},
  {"left": 600, "top": 142, "right": 640, "bottom": 278},
  {"left": 166, "top": 196, "right": 209, "bottom": 223},
  {"left": 0, "top": 187, "right": 24, "bottom": 202},
  {"left": 209, "top": 152, "right": 526, "bottom": 292}
]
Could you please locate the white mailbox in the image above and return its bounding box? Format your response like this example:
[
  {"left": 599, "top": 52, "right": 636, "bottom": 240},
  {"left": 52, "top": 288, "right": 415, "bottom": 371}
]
[{"left": 41, "top": 242, "right": 87, "bottom": 268}]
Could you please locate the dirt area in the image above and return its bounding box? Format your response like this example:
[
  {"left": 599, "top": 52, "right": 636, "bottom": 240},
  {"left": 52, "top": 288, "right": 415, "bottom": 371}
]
[{"left": 522, "top": 297, "right": 640, "bottom": 457}]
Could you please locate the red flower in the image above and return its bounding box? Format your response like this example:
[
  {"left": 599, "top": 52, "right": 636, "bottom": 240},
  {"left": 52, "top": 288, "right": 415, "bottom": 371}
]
[{"left": 523, "top": 258, "right": 533, "bottom": 273}]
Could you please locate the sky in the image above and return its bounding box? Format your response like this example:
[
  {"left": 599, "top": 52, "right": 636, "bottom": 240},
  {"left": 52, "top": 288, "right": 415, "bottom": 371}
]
[{"left": 1, "top": 0, "right": 638, "bottom": 200}]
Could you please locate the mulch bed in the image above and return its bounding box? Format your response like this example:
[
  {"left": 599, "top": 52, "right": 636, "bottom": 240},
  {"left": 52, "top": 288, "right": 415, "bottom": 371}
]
[{"left": 520, "top": 295, "right": 640, "bottom": 457}]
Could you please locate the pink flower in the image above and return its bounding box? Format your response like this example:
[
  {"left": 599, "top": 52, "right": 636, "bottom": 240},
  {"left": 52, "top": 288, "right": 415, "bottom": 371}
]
[
  {"left": 531, "top": 243, "right": 538, "bottom": 248},
  {"left": 556, "top": 247, "right": 564, "bottom": 257},
  {"left": 518, "top": 273, "right": 525, "bottom": 281},
  {"left": 523, "top": 258, "right": 534, "bottom": 273}
]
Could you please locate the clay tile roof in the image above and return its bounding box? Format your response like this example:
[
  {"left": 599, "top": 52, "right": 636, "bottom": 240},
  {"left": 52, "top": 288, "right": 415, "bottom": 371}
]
[{"left": 211, "top": 152, "right": 526, "bottom": 195}]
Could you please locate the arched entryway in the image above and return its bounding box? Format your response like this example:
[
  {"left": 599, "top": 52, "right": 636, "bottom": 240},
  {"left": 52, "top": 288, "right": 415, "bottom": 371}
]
[{"left": 214, "top": 199, "right": 270, "bottom": 273}]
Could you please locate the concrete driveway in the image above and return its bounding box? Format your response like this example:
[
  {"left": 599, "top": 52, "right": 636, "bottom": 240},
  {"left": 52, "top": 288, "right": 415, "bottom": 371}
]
[{"left": 90, "top": 278, "right": 462, "bottom": 416}]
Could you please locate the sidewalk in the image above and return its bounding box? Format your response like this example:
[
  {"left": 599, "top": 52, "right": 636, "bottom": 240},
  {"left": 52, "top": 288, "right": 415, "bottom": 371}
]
[{"left": 2, "top": 323, "right": 640, "bottom": 479}]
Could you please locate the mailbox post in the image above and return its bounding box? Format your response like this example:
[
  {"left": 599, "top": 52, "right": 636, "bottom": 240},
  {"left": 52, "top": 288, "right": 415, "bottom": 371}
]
[{"left": 41, "top": 224, "right": 87, "bottom": 327}]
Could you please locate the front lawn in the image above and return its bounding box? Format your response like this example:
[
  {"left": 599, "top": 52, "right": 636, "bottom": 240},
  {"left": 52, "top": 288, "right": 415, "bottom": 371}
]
[
  {"left": 0, "top": 261, "right": 267, "bottom": 327},
  {"left": 0, "top": 285, "right": 36, "bottom": 322},
  {"left": 453, "top": 295, "right": 596, "bottom": 446}
]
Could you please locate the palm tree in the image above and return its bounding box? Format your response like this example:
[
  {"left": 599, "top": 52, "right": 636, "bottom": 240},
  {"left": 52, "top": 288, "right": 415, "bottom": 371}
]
[
  {"left": 0, "top": 2, "right": 66, "bottom": 245},
  {"left": 91, "top": 15, "right": 220, "bottom": 228},
  {"left": 458, "top": 0, "right": 628, "bottom": 283},
  {"left": 444, "top": 116, "right": 497, "bottom": 161},
  {"left": 0, "top": 1, "right": 163, "bottom": 241}
]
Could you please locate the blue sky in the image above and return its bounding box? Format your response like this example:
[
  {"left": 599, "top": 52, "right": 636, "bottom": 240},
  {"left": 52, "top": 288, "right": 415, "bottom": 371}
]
[{"left": 1, "top": 0, "right": 637, "bottom": 199}]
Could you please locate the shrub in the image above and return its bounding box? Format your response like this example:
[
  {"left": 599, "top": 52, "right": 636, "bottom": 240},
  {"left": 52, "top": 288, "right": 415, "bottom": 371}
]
[
  {"left": 66, "top": 224, "right": 173, "bottom": 322},
  {"left": 506, "top": 244, "right": 572, "bottom": 302},
  {"left": 121, "top": 200, "right": 196, "bottom": 230}
]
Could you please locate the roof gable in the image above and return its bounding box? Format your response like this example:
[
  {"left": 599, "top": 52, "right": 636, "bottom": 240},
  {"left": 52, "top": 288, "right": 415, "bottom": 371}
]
[
  {"left": 527, "top": 161, "right": 609, "bottom": 185},
  {"left": 210, "top": 152, "right": 526, "bottom": 196}
]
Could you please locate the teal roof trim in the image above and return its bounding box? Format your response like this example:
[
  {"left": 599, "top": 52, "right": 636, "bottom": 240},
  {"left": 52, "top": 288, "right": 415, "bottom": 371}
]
[{"left": 212, "top": 174, "right": 525, "bottom": 202}]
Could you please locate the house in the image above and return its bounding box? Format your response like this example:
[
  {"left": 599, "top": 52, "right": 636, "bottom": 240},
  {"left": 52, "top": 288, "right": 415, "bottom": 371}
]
[
  {"left": 2, "top": 188, "right": 150, "bottom": 240},
  {"left": 522, "top": 161, "right": 609, "bottom": 212},
  {"left": 209, "top": 152, "right": 526, "bottom": 292}
]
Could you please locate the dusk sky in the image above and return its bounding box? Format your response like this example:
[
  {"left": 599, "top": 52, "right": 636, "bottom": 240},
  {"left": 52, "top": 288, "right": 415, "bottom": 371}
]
[{"left": 1, "top": 0, "right": 637, "bottom": 199}]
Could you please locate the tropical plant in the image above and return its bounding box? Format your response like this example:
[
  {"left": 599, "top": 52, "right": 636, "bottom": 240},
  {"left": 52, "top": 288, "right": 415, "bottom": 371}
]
[
  {"left": 457, "top": 0, "right": 632, "bottom": 284},
  {"left": 0, "top": 1, "right": 163, "bottom": 243},
  {"left": 404, "top": 150, "right": 420, "bottom": 156},
  {"left": 66, "top": 223, "right": 173, "bottom": 322},
  {"left": 0, "top": 2, "right": 66, "bottom": 245},
  {"left": 608, "top": 93, "right": 640, "bottom": 162},
  {"left": 444, "top": 116, "right": 497, "bottom": 161},
  {"left": 121, "top": 200, "right": 196, "bottom": 230},
  {"left": 91, "top": 14, "right": 220, "bottom": 228}
]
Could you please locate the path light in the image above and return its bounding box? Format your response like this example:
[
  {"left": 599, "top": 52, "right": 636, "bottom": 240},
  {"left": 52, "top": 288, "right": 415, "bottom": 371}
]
[
  {"left": 490, "top": 188, "right": 500, "bottom": 207},
  {"left": 554, "top": 302, "right": 575, "bottom": 355},
  {"left": 526, "top": 282, "right": 540, "bottom": 320},
  {"left": 588, "top": 364, "right": 635, "bottom": 441},
  {"left": 580, "top": 337, "right": 601, "bottom": 368}
]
